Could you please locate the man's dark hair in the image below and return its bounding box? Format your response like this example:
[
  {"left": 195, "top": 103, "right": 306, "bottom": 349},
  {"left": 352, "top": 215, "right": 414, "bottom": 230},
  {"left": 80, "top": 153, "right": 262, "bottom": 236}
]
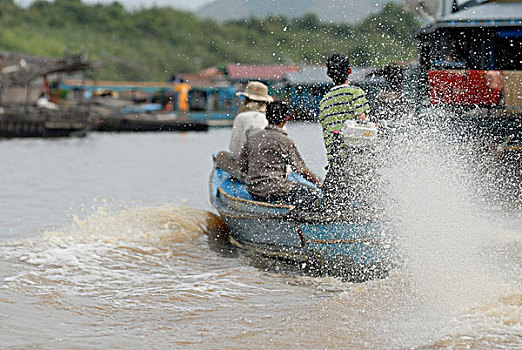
[
  {"left": 326, "top": 53, "right": 351, "bottom": 85},
  {"left": 266, "top": 101, "right": 291, "bottom": 125}
]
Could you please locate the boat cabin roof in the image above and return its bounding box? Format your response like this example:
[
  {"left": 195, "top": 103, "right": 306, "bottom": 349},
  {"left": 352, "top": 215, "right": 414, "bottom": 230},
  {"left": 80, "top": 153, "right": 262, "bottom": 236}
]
[{"left": 416, "top": 1, "right": 522, "bottom": 37}]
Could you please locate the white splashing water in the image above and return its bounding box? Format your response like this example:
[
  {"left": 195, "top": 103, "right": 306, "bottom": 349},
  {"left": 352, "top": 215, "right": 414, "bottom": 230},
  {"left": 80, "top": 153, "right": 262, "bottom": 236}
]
[{"left": 383, "top": 110, "right": 514, "bottom": 317}]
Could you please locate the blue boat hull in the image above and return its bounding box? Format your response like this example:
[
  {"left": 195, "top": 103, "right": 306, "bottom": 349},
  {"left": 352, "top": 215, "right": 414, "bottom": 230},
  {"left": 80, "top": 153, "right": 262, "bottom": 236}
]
[{"left": 209, "top": 161, "right": 394, "bottom": 278}]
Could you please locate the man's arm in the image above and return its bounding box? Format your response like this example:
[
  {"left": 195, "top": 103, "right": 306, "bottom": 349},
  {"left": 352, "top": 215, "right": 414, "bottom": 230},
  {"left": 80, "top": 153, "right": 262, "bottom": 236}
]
[
  {"left": 229, "top": 117, "right": 245, "bottom": 156},
  {"left": 288, "top": 142, "right": 322, "bottom": 187}
]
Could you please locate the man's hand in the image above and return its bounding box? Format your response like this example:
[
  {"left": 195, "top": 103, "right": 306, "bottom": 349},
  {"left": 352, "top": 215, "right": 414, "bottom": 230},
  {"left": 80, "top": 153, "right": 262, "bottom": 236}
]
[
  {"left": 303, "top": 168, "right": 322, "bottom": 187},
  {"left": 357, "top": 112, "right": 367, "bottom": 121}
]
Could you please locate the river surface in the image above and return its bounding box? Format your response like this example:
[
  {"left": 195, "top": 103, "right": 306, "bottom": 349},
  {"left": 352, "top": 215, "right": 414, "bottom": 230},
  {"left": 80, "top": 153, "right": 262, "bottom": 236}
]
[{"left": 1, "top": 123, "right": 520, "bottom": 349}]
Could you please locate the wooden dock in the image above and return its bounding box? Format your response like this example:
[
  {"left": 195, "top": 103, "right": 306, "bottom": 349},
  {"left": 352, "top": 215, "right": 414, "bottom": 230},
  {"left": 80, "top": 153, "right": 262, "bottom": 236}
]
[{"left": 0, "top": 106, "right": 210, "bottom": 138}]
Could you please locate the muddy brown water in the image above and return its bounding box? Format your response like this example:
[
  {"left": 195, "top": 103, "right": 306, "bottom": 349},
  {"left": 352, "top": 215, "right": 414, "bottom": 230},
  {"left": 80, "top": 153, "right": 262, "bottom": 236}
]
[{"left": 1, "top": 124, "right": 520, "bottom": 349}]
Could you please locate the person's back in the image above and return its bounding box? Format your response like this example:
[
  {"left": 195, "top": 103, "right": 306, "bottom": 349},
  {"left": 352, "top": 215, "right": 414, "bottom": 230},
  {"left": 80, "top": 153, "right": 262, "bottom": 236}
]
[
  {"left": 319, "top": 55, "right": 370, "bottom": 165},
  {"left": 237, "top": 101, "right": 322, "bottom": 208},
  {"left": 215, "top": 81, "right": 272, "bottom": 180},
  {"left": 228, "top": 81, "right": 272, "bottom": 157},
  {"left": 372, "top": 65, "right": 407, "bottom": 122},
  {"left": 241, "top": 125, "right": 300, "bottom": 198},
  {"left": 319, "top": 53, "right": 371, "bottom": 215}
]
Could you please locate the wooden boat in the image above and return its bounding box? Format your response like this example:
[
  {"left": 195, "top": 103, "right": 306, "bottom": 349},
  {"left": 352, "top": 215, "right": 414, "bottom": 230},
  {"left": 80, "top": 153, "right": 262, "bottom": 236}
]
[
  {"left": 209, "top": 158, "right": 395, "bottom": 280},
  {"left": 94, "top": 115, "right": 208, "bottom": 132}
]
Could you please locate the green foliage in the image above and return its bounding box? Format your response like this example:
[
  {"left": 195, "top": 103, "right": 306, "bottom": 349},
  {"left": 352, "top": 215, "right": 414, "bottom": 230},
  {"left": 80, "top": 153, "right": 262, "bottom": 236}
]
[{"left": 0, "top": 1, "right": 420, "bottom": 81}]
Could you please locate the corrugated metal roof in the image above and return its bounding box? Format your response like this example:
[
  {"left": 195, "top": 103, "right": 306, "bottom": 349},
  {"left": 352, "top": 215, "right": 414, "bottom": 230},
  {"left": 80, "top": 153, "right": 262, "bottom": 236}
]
[
  {"left": 417, "top": 1, "right": 522, "bottom": 35},
  {"left": 284, "top": 66, "right": 329, "bottom": 85},
  {"left": 443, "top": 1, "right": 522, "bottom": 23},
  {"left": 285, "top": 66, "right": 384, "bottom": 85},
  {"left": 0, "top": 52, "right": 93, "bottom": 86},
  {"left": 226, "top": 64, "right": 300, "bottom": 80}
]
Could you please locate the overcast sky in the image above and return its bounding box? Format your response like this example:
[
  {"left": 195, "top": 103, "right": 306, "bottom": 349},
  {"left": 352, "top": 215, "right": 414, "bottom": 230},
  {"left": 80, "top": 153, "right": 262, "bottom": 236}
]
[
  {"left": 13, "top": 1, "right": 475, "bottom": 12},
  {"left": 14, "top": 0, "right": 215, "bottom": 11}
]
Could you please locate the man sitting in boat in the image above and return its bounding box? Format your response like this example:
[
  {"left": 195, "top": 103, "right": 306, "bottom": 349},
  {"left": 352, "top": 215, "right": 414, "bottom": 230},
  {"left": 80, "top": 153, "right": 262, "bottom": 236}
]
[
  {"left": 318, "top": 53, "right": 372, "bottom": 216},
  {"left": 235, "top": 101, "right": 322, "bottom": 208},
  {"left": 216, "top": 81, "right": 273, "bottom": 180}
]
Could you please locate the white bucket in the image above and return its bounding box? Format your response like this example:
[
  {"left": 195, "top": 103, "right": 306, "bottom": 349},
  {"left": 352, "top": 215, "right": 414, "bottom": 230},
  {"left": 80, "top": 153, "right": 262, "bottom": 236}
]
[{"left": 341, "top": 120, "right": 378, "bottom": 146}]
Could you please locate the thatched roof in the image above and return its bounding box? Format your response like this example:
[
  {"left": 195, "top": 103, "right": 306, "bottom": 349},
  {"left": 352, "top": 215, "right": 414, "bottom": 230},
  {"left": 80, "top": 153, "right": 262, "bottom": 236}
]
[{"left": 0, "top": 52, "right": 93, "bottom": 86}]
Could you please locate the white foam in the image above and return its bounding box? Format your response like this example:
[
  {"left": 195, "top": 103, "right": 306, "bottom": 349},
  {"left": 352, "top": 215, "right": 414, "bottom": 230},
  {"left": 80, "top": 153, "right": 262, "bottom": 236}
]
[{"left": 383, "top": 112, "right": 514, "bottom": 316}]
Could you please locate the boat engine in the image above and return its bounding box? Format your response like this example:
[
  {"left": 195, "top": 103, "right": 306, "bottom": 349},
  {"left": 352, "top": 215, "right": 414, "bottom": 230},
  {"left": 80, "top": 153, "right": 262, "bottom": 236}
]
[{"left": 321, "top": 120, "right": 382, "bottom": 220}]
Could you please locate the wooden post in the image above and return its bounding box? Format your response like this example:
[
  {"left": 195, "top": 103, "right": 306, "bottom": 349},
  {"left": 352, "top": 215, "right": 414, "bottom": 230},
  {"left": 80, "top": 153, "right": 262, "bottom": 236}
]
[
  {"left": 25, "top": 83, "right": 30, "bottom": 113},
  {"left": 80, "top": 72, "right": 85, "bottom": 104}
]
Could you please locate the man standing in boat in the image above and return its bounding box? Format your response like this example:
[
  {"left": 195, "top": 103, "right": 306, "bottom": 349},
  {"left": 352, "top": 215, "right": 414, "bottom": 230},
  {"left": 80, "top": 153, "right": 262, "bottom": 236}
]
[
  {"left": 318, "top": 53, "right": 371, "bottom": 215},
  {"left": 235, "top": 101, "right": 322, "bottom": 208},
  {"left": 216, "top": 81, "right": 273, "bottom": 180}
]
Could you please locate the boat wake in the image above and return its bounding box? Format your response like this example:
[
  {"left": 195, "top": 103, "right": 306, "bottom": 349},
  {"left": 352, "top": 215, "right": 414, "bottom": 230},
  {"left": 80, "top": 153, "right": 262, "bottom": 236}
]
[{"left": 0, "top": 204, "right": 230, "bottom": 300}]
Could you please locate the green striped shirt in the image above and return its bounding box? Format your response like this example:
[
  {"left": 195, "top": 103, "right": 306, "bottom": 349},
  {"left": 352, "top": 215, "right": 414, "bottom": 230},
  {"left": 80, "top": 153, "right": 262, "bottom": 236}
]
[{"left": 319, "top": 84, "right": 370, "bottom": 163}]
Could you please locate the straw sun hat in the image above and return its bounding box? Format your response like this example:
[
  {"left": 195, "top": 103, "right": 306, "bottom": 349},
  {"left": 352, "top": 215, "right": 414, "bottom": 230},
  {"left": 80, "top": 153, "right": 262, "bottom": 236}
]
[{"left": 236, "top": 81, "right": 274, "bottom": 102}]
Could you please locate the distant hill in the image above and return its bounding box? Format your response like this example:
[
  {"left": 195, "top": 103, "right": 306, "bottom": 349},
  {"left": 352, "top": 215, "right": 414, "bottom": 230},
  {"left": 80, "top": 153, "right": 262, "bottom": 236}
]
[
  {"left": 197, "top": 0, "right": 403, "bottom": 24},
  {"left": 0, "top": 1, "right": 419, "bottom": 80}
]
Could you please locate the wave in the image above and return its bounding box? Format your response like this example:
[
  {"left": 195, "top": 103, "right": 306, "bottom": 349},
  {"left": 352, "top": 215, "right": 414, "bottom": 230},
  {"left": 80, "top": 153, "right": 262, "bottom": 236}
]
[{"left": 0, "top": 204, "right": 230, "bottom": 297}]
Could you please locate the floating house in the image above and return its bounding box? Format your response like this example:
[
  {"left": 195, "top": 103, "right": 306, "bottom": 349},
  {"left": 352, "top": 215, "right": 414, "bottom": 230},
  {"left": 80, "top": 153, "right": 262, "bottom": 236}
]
[
  {"left": 225, "top": 64, "right": 300, "bottom": 84},
  {"left": 63, "top": 67, "right": 234, "bottom": 128},
  {"left": 61, "top": 63, "right": 389, "bottom": 126},
  {"left": 0, "top": 52, "right": 94, "bottom": 137},
  {"left": 284, "top": 66, "right": 385, "bottom": 121},
  {"left": 284, "top": 66, "right": 332, "bottom": 120},
  {"left": 415, "top": 0, "right": 522, "bottom": 114},
  {"left": 414, "top": 0, "right": 522, "bottom": 169},
  {"left": 226, "top": 64, "right": 300, "bottom": 96}
]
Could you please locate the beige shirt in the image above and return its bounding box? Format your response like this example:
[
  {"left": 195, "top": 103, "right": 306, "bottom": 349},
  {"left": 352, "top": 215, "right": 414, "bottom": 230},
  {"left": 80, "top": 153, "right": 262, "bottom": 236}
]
[{"left": 236, "top": 125, "right": 307, "bottom": 198}]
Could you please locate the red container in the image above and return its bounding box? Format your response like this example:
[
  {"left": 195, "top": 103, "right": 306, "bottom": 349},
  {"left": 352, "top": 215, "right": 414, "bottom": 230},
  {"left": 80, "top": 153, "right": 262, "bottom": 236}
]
[{"left": 428, "top": 70, "right": 503, "bottom": 106}]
